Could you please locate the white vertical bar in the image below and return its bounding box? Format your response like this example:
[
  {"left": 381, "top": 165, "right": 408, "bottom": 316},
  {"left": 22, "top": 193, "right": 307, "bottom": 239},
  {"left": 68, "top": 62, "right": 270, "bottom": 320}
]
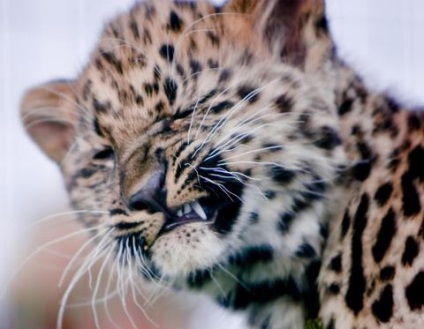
[{"left": 0, "top": 0, "right": 13, "bottom": 324}]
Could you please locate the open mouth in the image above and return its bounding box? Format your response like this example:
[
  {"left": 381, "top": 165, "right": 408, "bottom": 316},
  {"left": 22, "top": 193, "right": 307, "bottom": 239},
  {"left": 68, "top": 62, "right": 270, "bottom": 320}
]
[
  {"left": 161, "top": 198, "right": 219, "bottom": 233},
  {"left": 156, "top": 159, "right": 245, "bottom": 236}
]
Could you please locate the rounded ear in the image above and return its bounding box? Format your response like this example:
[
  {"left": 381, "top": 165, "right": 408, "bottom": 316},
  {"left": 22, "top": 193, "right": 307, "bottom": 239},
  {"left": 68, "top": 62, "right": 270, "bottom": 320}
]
[
  {"left": 20, "top": 80, "right": 79, "bottom": 163},
  {"left": 224, "top": 0, "right": 330, "bottom": 68}
]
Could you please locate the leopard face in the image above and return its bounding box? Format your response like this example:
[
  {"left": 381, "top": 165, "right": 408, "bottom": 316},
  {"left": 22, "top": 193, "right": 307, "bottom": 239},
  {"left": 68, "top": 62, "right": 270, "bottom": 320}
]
[
  {"left": 59, "top": 0, "right": 344, "bottom": 280},
  {"left": 22, "top": 0, "right": 346, "bottom": 327}
]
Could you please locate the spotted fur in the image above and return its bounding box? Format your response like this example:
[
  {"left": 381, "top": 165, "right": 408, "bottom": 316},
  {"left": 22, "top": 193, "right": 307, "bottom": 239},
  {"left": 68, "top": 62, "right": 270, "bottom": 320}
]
[
  {"left": 318, "top": 63, "right": 424, "bottom": 329},
  {"left": 21, "top": 0, "right": 424, "bottom": 328}
]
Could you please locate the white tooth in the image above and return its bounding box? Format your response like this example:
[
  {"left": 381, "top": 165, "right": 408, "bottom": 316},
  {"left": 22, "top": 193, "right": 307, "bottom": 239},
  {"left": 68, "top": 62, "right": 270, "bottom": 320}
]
[
  {"left": 184, "top": 203, "right": 191, "bottom": 214},
  {"left": 177, "top": 209, "right": 183, "bottom": 217},
  {"left": 191, "top": 201, "right": 207, "bottom": 220}
]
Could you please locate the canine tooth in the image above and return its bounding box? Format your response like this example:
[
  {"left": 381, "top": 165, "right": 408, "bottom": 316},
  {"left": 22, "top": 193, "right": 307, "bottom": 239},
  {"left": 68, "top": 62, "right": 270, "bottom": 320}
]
[
  {"left": 177, "top": 209, "right": 183, "bottom": 217},
  {"left": 184, "top": 203, "right": 191, "bottom": 214},
  {"left": 191, "top": 201, "right": 207, "bottom": 220}
]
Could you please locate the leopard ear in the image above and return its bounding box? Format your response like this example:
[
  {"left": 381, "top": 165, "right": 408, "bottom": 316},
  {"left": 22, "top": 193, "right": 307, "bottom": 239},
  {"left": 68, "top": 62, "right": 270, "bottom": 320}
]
[
  {"left": 224, "top": 0, "right": 330, "bottom": 69},
  {"left": 21, "top": 80, "right": 79, "bottom": 163}
]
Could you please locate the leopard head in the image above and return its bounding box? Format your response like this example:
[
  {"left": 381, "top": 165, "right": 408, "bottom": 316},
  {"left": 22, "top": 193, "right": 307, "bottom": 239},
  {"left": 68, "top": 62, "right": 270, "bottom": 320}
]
[{"left": 21, "top": 0, "right": 345, "bottom": 288}]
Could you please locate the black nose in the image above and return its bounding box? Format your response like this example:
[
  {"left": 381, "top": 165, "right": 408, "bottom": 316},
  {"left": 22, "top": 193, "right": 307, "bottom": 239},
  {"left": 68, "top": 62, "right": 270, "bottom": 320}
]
[{"left": 127, "top": 171, "right": 165, "bottom": 213}]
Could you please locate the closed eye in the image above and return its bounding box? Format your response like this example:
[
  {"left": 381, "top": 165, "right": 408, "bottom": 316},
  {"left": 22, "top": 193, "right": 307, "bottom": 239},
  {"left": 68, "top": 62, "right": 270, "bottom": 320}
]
[{"left": 93, "top": 147, "right": 115, "bottom": 160}]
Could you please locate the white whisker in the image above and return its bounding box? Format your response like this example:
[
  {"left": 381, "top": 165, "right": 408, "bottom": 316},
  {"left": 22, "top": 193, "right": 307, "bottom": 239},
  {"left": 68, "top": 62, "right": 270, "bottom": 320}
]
[
  {"left": 199, "top": 176, "right": 244, "bottom": 204},
  {"left": 220, "top": 160, "right": 292, "bottom": 169},
  {"left": 119, "top": 240, "right": 138, "bottom": 329},
  {"left": 187, "top": 91, "right": 202, "bottom": 144},
  {"left": 203, "top": 88, "right": 267, "bottom": 146},
  {"left": 199, "top": 166, "right": 260, "bottom": 182},
  {"left": 59, "top": 228, "right": 108, "bottom": 287},
  {"left": 57, "top": 231, "right": 113, "bottom": 329},
  {"left": 103, "top": 258, "right": 121, "bottom": 329},
  {"left": 92, "top": 245, "right": 115, "bottom": 329},
  {"left": 146, "top": 276, "right": 171, "bottom": 307},
  {"left": 212, "top": 122, "right": 286, "bottom": 157},
  {"left": 127, "top": 243, "right": 159, "bottom": 327},
  {"left": 24, "top": 210, "right": 108, "bottom": 232},
  {"left": 216, "top": 264, "right": 250, "bottom": 293},
  {"left": 223, "top": 145, "right": 285, "bottom": 161},
  {"left": 193, "top": 85, "right": 233, "bottom": 146},
  {"left": 2, "top": 225, "right": 103, "bottom": 299},
  {"left": 100, "top": 36, "right": 148, "bottom": 58},
  {"left": 210, "top": 270, "right": 226, "bottom": 297}
]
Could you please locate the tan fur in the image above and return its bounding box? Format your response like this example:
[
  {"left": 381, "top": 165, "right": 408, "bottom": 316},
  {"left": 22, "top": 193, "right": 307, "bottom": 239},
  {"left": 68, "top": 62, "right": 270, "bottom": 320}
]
[{"left": 21, "top": 1, "right": 424, "bottom": 329}]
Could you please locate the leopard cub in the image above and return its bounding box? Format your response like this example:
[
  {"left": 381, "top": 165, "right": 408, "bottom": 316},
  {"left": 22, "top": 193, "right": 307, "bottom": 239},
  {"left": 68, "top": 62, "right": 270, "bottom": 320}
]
[{"left": 22, "top": 0, "right": 424, "bottom": 328}]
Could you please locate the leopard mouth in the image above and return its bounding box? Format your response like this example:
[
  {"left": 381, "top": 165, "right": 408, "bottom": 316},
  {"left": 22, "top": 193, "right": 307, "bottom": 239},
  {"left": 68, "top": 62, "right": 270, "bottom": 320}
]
[
  {"left": 158, "top": 160, "right": 244, "bottom": 236},
  {"left": 161, "top": 199, "right": 219, "bottom": 233}
]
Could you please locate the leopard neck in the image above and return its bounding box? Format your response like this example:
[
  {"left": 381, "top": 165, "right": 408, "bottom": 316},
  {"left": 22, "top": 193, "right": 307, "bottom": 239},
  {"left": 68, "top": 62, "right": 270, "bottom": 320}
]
[{"left": 332, "top": 59, "right": 423, "bottom": 183}]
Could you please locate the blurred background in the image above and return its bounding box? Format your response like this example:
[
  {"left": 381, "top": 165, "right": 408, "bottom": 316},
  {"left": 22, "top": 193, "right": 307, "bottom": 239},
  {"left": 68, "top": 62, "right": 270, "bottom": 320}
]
[{"left": 1, "top": 0, "right": 423, "bottom": 328}]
